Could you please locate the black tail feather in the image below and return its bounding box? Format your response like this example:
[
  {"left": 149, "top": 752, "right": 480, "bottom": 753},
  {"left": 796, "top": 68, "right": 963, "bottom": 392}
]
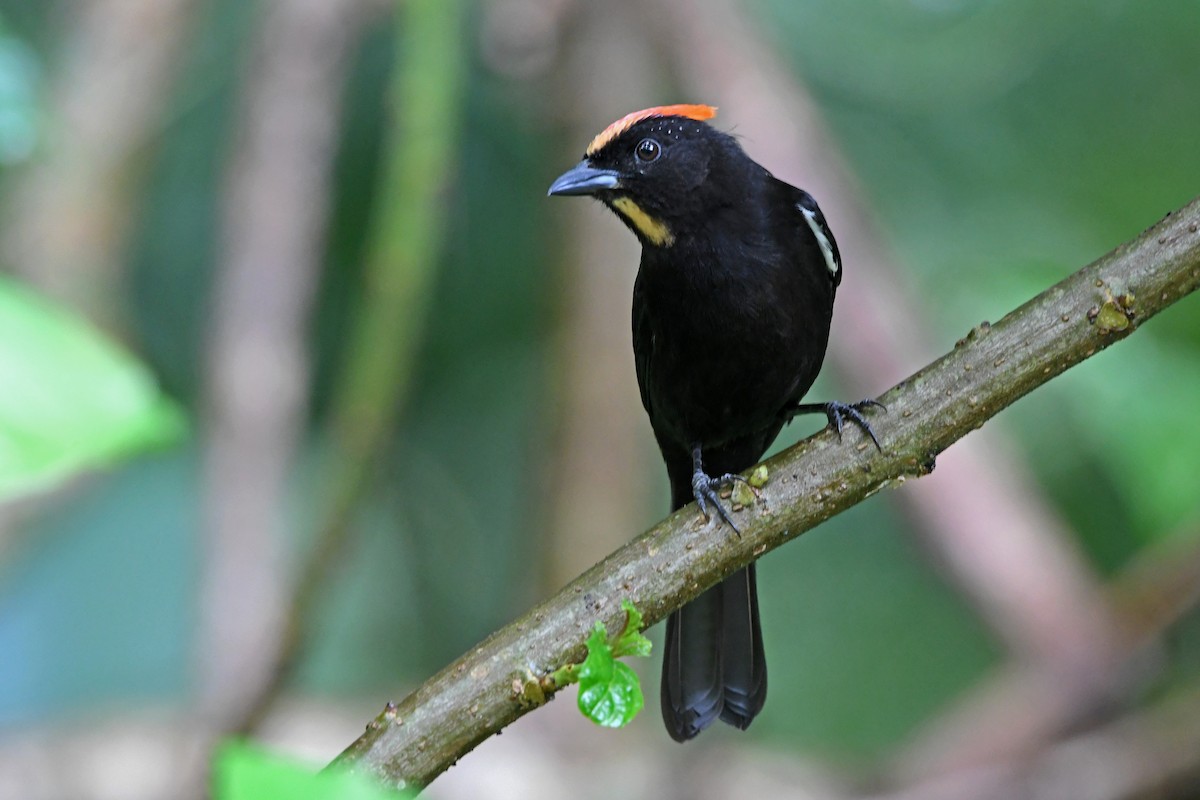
[
  {"left": 718, "top": 564, "right": 767, "bottom": 728},
  {"left": 660, "top": 565, "right": 767, "bottom": 740},
  {"left": 660, "top": 442, "right": 770, "bottom": 740}
]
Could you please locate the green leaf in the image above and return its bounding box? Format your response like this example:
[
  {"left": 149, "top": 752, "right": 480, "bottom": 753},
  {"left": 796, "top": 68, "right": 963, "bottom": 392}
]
[
  {"left": 0, "top": 276, "right": 186, "bottom": 501},
  {"left": 612, "top": 599, "right": 653, "bottom": 658},
  {"left": 577, "top": 622, "right": 645, "bottom": 727},
  {"left": 214, "top": 740, "right": 406, "bottom": 800}
]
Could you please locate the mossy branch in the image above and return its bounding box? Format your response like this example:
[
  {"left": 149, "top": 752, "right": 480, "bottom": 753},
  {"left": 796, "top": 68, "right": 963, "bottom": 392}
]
[{"left": 331, "top": 198, "right": 1200, "bottom": 792}]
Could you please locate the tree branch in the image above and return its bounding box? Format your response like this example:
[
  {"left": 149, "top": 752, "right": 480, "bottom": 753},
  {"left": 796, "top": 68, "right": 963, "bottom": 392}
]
[{"left": 332, "top": 197, "right": 1200, "bottom": 791}]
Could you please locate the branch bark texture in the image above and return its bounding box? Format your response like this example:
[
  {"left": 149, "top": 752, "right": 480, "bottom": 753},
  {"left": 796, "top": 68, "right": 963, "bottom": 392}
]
[{"left": 334, "top": 198, "right": 1200, "bottom": 791}]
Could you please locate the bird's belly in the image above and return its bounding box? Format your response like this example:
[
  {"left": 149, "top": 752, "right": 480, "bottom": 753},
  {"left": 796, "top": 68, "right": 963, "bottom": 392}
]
[{"left": 646, "top": 328, "right": 815, "bottom": 449}]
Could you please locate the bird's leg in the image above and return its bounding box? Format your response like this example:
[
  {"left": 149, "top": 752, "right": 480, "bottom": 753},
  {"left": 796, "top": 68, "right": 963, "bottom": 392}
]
[
  {"left": 690, "top": 443, "right": 753, "bottom": 533},
  {"left": 783, "top": 399, "right": 886, "bottom": 452}
]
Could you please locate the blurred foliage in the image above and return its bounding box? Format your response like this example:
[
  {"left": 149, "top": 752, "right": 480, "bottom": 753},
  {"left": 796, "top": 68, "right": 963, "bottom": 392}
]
[
  {"left": 0, "top": 450, "right": 197, "bottom": 719},
  {"left": 1, "top": 0, "right": 1198, "bottom": 771},
  {"left": 0, "top": 18, "right": 38, "bottom": 165},
  {"left": 128, "top": 0, "right": 259, "bottom": 402},
  {"left": 754, "top": 0, "right": 1200, "bottom": 570},
  {"left": 754, "top": 499, "right": 998, "bottom": 756},
  {"left": 214, "top": 740, "right": 406, "bottom": 800},
  {"left": 0, "top": 276, "right": 185, "bottom": 502}
]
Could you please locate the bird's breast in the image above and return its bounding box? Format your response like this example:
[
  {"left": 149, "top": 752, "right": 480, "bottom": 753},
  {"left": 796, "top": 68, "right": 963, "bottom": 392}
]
[{"left": 636, "top": 246, "right": 831, "bottom": 448}]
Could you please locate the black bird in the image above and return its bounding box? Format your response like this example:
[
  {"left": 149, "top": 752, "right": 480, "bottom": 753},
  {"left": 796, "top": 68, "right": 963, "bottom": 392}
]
[{"left": 548, "top": 105, "right": 879, "bottom": 741}]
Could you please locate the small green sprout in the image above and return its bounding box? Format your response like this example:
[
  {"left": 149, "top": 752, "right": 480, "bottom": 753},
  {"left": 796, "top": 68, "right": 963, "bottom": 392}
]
[{"left": 548, "top": 600, "right": 653, "bottom": 728}]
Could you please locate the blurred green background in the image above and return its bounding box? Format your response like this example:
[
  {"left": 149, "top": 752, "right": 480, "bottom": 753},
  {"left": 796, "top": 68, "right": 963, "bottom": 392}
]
[{"left": 1, "top": 0, "right": 1199, "bottom": 796}]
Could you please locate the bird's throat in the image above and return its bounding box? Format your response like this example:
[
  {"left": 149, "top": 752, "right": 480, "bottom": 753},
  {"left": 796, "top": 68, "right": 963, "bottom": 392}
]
[{"left": 611, "top": 197, "right": 674, "bottom": 247}]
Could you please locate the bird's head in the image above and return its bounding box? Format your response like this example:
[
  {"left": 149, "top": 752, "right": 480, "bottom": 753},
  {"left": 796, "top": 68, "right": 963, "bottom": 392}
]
[{"left": 548, "top": 104, "right": 751, "bottom": 248}]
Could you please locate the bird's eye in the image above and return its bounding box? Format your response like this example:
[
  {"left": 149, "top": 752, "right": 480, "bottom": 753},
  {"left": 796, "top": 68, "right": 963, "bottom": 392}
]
[{"left": 635, "top": 138, "right": 661, "bottom": 163}]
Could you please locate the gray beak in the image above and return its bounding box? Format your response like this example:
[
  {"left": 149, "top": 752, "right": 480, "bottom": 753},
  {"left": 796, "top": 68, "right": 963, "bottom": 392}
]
[{"left": 547, "top": 161, "right": 621, "bottom": 197}]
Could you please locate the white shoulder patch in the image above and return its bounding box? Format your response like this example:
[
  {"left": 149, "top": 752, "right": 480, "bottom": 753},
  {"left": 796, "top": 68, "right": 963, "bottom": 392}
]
[{"left": 799, "top": 205, "right": 840, "bottom": 277}]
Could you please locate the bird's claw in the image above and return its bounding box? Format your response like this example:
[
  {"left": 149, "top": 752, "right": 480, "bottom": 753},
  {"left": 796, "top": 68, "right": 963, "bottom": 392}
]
[
  {"left": 788, "top": 398, "right": 885, "bottom": 452},
  {"left": 826, "top": 399, "right": 885, "bottom": 451},
  {"left": 692, "top": 471, "right": 752, "bottom": 534}
]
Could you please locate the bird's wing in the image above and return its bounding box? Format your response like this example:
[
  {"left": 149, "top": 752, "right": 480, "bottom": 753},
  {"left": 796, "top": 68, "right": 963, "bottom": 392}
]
[{"left": 785, "top": 186, "right": 842, "bottom": 288}]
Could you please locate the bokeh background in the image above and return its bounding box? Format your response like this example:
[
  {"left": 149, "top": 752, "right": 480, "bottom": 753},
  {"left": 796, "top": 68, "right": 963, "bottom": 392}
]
[{"left": 2, "top": 0, "right": 1200, "bottom": 797}]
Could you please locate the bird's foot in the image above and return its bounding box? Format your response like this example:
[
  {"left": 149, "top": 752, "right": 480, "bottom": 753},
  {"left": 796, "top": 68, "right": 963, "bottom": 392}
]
[
  {"left": 689, "top": 442, "right": 755, "bottom": 533},
  {"left": 787, "top": 399, "right": 885, "bottom": 451},
  {"left": 692, "top": 470, "right": 753, "bottom": 533}
]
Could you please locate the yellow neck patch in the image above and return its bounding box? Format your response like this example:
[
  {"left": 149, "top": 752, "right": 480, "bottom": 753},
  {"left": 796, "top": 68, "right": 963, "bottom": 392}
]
[{"left": 611, "top": 197, "right": 674, "bottom": 247}]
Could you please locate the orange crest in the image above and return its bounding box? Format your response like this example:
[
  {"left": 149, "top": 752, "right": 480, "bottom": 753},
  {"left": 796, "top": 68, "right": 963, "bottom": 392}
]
[{"left": 586, "top": 104, "right": 718, "bottom": 156}]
